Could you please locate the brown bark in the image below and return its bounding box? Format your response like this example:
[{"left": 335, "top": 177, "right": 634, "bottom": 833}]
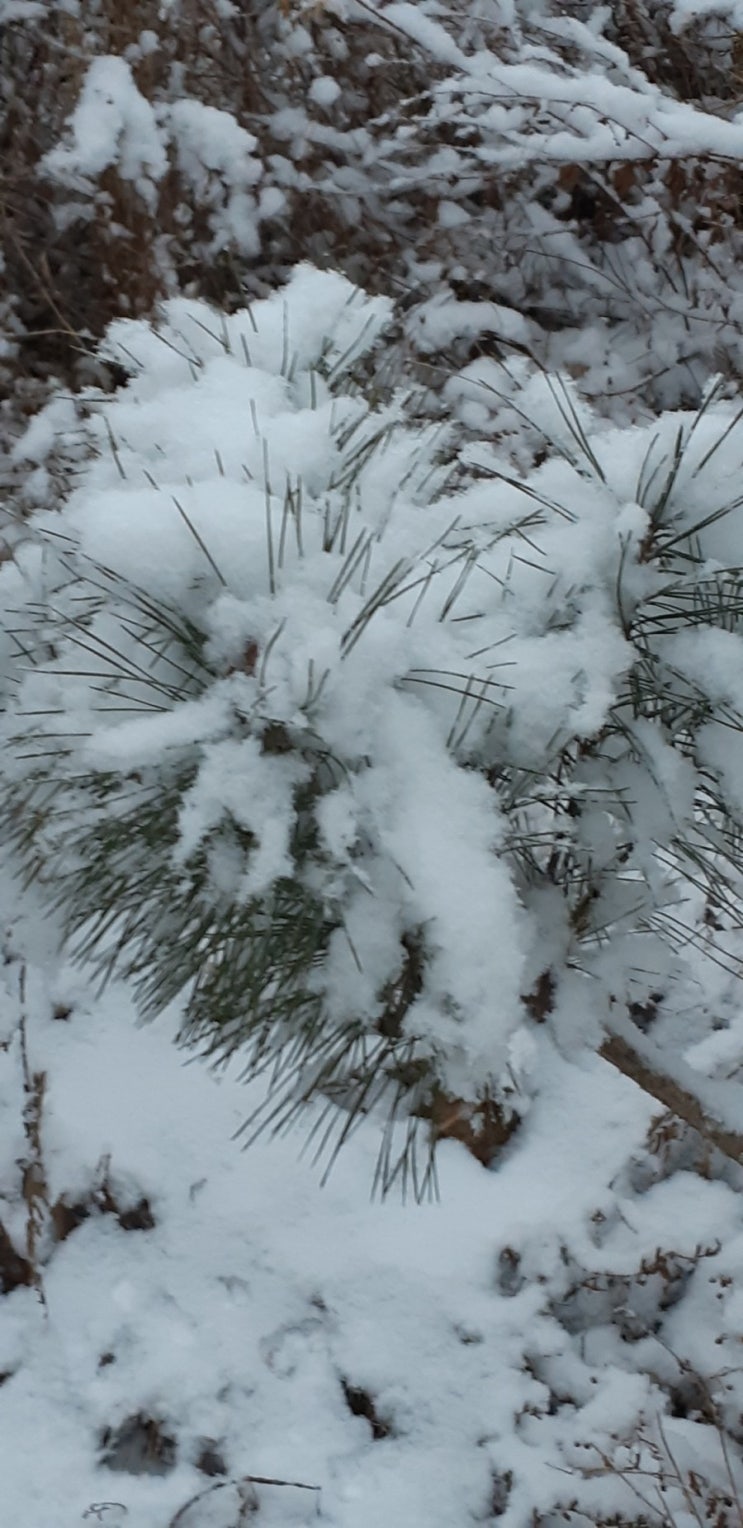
[{"left": 600, "top": 1029, "right": 743, "bottom": 1170}]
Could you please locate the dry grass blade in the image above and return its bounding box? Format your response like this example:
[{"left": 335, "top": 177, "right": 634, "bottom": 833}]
[{"left": 167, "top": 1471, "right": 321, "bottom": 1528}]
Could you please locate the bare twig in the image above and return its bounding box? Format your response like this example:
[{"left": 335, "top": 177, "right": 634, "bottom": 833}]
[
  {"left": 167, "top": 1472, "right": 321, "bottom": 1527},
  {"left": 18, "top": 963, "right": 49, "bottom": 1309}
]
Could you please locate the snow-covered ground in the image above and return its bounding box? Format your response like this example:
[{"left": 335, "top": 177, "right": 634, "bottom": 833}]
[
  {"left": 5, "top": 873, "right": 743, "bottom": 1528},
  {"left": 0, "top": 901, "right": 660, "bottom": 1528}
]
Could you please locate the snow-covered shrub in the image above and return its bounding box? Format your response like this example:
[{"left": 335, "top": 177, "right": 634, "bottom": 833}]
[
  {"left": 1, "top": 266, "right": 533, "bottom": 1190},
  {"left": 0, "top": 0, "right": 279, "bottom": 404},
  {"left": 5, "top": 0, "right": 743, "bottom": 431},
  {"left": 5, "top": 265, "right": 743, "bottom": 1188}
]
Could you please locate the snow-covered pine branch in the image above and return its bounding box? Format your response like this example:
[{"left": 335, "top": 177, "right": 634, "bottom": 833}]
[{"left": 3, "top": 266, "right": 743, "bottom": 1187}]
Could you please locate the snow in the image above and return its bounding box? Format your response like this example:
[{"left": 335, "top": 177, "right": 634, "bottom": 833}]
[
  {"left": 0, "top": 917, "right": 652, "bottom": 1528},
  {"left": 356, "top": 694, "right": 528, "bottom": 1087},
  {"left": 309, "top": 78, "right": 342, "bottom": 108},
  {"left": 43, "top": 57, "right": 167, "bottom": 206},
  {"left": 6, "top": 2, "right": 743, "bottom": 1515},
  {"left": 0, "top": 1, "right": 45, "bottom": 19},
  {"left": 669, "top": 0, "right": 743, "bottom": 27},
  {"left": 166, "top": 101, "right": 265, "bottom": 255},
  {"left": 4, "top": 914, "right": 742, "bottom": 1528},
  {"left": 42, "top": 59, "right": 274, "bottom": 261}
]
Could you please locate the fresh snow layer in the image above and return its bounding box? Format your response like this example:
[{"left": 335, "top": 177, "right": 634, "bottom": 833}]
[
  {"left": 3, "top": 914, "right": 743, "bottom": 1528},
  {"left": 0, "top": 923, "right": 657, "bottom": 1528}
]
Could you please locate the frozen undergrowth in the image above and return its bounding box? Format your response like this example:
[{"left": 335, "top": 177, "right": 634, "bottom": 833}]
[{"left": 7, "top": 0, "right": 743, "bottom": 428}]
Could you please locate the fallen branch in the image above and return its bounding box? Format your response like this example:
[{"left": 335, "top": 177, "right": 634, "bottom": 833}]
[{"left": 600, "top": 1015, "right": 743, "bottom": 1172}]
